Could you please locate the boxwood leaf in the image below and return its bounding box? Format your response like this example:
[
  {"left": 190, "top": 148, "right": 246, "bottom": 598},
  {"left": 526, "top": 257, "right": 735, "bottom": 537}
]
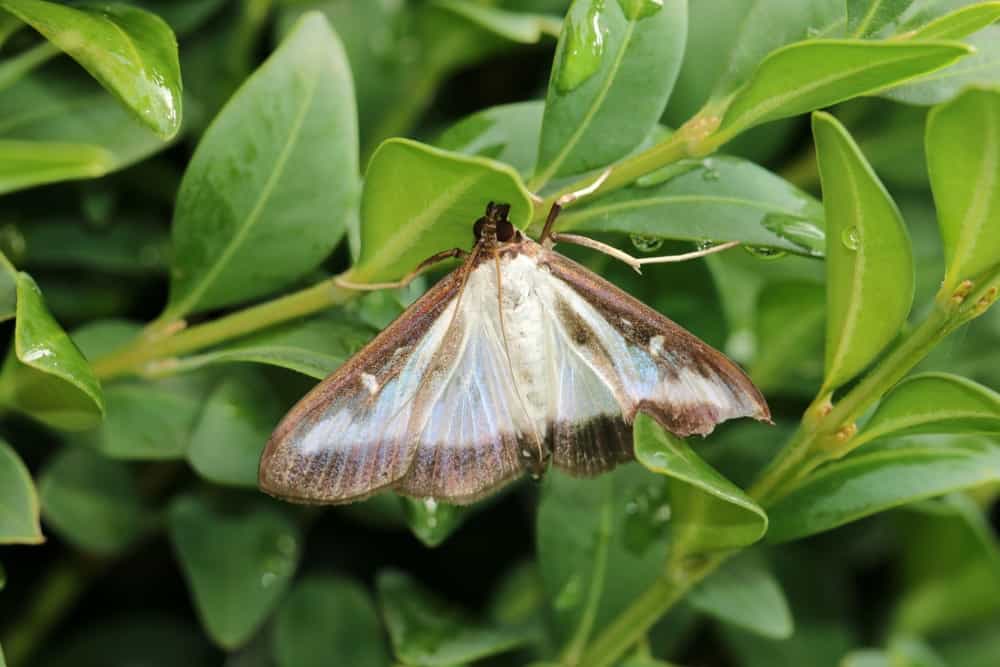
[
  {"left": 556, "top": 156, "right": 826, "bottom": 256},
  {"left": 273, "top": 576, "right": 390, "bottom": 667},
  {"left": 164, "top": 12, "right": 359, "bottom": 319},
  {"left": 885, "top": 27, "right": 1000, "bottom": 106},
  {"left": 768, "top": 436, "right": 1000, "bottom": 542},
  {"left": 533, "top": 0, "right": 687, "bottom": 184},
  {"left": 0, "top": 438, "right": 42, "bottom": 544},
  {"left": 168, "top": 494, "right": 301, "bottom": 649},
  {"left": 350, "top": 138, "right": 532, "bottom": 283},
  {"left": 854, "top": 373, "right": 1000, "bottom": 447},
  {"left": 537, "top": 465, "right": 671, "bottom": 653},
  {"left": 0, "top": 73, "right": 171, "bottom": 191},
  {"left": 634, "top": 414, "right": 767, "bottom": 555},
  {"left": 435, "top": 100, "right": 544, "bottom": 176},
  {"left": 716, "top": 40, "right": 971, "bottom": 143},
  {"left": 813, "top": 111, "right": 914, "bottom": 392},
  {"left": 38, "top": 445, "right": 154, "bottom": 555},
  {"left": 187, "top": 369, "right": 284, "bottom": 488},
  {"left": 0, "top": 640, "right": 5, "bottom": 667},
  {"left": 0, "top": 251, "right": 15, "bottom": 322},
  {"left": 750, "top": 282, "right": 826, "bottom": 395},
  {"left": 431, "top": 0, "right": 561, "bottom": 43},
  {"left": 847, "top": 0, "right": 916, "bottom": 37},
  {"left": 170, "top": 313, "right": 375, "bottom": 380},
  {"left": 903, "top": 2, "right": 1000, "bottom": 40},
  {"left": 0, "top": 273, "right": 104, "bottom": 430},
  {"left": 17, "top": 219, "right": 169, "bottom": 277},
  {"left": 0, "top": 0, "right": 182, "bottom": 138},
  {"left": 689, "top": 551, "right": 793, "bottom": 639},
  {"left": 926, "top": 86, "right": 1000, "bottom": 290},
  {"left": 400, "top": 497, "right": 470, "bottom": 549},
  {"left": 377, "top": 569, "right": 532, "bottom": 666}
]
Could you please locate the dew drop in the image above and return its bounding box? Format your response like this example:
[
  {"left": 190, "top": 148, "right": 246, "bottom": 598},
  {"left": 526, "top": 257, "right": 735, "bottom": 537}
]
[
  {"left": 743, "top": 245, "right": 787, "bottom": 261},
  {"left": 630, "top": 234, "right": 663, "bottom": 253},
  {"left": 701, "top": 159, "right": 721, "bottom": 182},
  {"left": 841, "top": 226, "right": 861, "bottom": 251},
  {"left": 696, "top": 238, "right": 715, "bottom": 251},
  {"left": 555, "top": 0, "right": 606, "bottom": 93}
]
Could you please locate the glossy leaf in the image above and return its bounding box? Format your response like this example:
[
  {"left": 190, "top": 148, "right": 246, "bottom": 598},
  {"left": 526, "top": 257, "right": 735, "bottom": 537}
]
[
  {"left": 0, "top": 273, "right": 104, "bottom": 430},
  {"left": 847, "top": 0, "right": 915, "bottom": 37},
  {"left": 926, "top": 85, "right": 1000, "bottom": 289},
  {"left": 533, "top": 0, "right": 687, "bottom": 184},
  {"left": 750, "top": 282, "right": 826, "bottom": 394},
  {"left": 273, "top": 576, "right": 390, "bottom": 667},
  {"left": 17, "top": 219, "right": 169, "bottom": 277},
  {"left": 170, "top": 313, "right": 375, "bottom": 380},
  {"left": 377, "top": 569, "right": 532, "bottom": 666},
  {"left": 351, "top": 138, "right": 533, "bottom": 283},
  {"left": 813, "top": 111, "right": 914, "bottom": 392},
  {"left": 0, "top": 0, "right": 182, "bottom": 138},
  {"left": 0, "top": 72, "right": 171, "bottom": 192},
  {"left": 886, "top": 28, "right": 1000, "bottom": 105},
  {"left": 432, "top": 0, "right": 561, "bottom": 43},
  {"left": 689, "top": 552, "right": 793, "bottom": 639},
  {"left": 536, "top": 466, "right": 670, "bottom": 650},
  {"left": 716, "top": 40, "right": 971, "bottom": 141},
  {"left": 903, "top": 2, "right": 1000, "bottom": 40},
  {"left": 0, "top": 251, "right": 15, "bottom": 323},
  {"left": 400, "top": 497, "right": 470, "bottom": 548},
  {"left": 38, "top": 446, "right": 154, "bottom": 555},
  {"left": 165, "top": 12, "right": 359, "bottom": 319},
  {"left": 0, "top": 438, "right": 42, "bottom": 544},
  {"left": 186, "top": 369, "right": 284, "bottom": 488},
  {"left": 436, "top": 100, "right": 544, "bottom": 175},
  {"left": 557, "top": 156, "right": 826, "bottom": 256},
  {"left": 768, "top": 436, "right": 1000, "bottom": 542},
  {"left": 855, "top": 373, "right": 1000, "bottom": 447},
  {"left": 634, "top": 414, "right": 767, "bottom": 554},
  {"left": 168, "top": 495, "right": 301, "bottom": 649}
]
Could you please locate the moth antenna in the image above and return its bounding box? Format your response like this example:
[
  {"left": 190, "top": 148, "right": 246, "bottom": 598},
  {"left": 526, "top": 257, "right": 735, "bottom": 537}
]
[
  {"left": 334, "top": 247, "right": 469, "bottom": 291},
  {"left": 550, "top": 234, "right": 741, "bottom": 271},
  {"left": 539, "top": 168, "right": 611, "bottom": 243}
]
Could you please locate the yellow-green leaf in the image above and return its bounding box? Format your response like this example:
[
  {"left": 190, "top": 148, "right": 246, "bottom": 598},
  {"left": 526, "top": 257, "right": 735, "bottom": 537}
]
[{"left": 0, "top": 438, "right": 42, "bottom": 544}]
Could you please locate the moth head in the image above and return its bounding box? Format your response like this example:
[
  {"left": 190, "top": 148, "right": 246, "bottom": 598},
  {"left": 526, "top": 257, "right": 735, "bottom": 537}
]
[{"left": 474, "top": 201, "right": 517, "bottom": 244}]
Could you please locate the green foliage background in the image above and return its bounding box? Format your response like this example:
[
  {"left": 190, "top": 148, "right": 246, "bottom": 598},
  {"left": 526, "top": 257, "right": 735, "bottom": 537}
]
[{"left": 0, "top": 1, "right": 999, "bottom": 666}]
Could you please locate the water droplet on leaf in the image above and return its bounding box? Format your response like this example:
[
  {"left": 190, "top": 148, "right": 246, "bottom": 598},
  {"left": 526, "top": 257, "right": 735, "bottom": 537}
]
[
  {"left": 743, "top": 245, "right": 787, "bottom": 261},
  {"left": 623, "top": 482, "right": 671, "bottom": 556},
  {"left": 761, "top": 214, "right": 826, "bottom": 257},
  {"left": 701, "top": 159, "right": 721, "bottom": 182},
  {"left": 630, "top": 234, "right": 663, "bottom": 253},
  {"left": 841, "top": 226, "right": 861, "bottom": 251},
  {"left": 555, "top": 0, "right": 606, "bottom": 93}
]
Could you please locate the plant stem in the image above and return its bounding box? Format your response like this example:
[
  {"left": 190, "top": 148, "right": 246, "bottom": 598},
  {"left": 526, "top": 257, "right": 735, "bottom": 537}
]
[{"left": 92, "top": 278, "right": 355, "bottom": 380}]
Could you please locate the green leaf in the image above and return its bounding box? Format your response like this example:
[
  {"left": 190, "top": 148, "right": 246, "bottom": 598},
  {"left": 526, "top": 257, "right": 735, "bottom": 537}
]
[
  {"left": 689, "top": 551, "right": 794, "bottom": 639},
  {"left": 716, "top": 40, "right": 972, "bottom": 142},
  {"left": 557, "top": 156, "right": 826, "bottom": 257},
  {"left": 926, "top": 85, "right": 1000, "bottom": 289},
  {"left": 130, "top": 0, "right": 228, "bottom": 37},
  {"left": 164, "top": 12, "right": 359, "bottom": 319},
  {"left": 0, "top": 273, "right": 104, "bottom": 430},
  {"left": 431, "top": 0, "right": 562, "bottom": 43},
  {"left": 351, "top": 138, "right": 533, "bottom": 283},
  {"left": 0, "top": 0, "right": 182, "bottom": 138},
  {"left": 273, "top": 576, "right": 390, "bottom": 667},
  {"left": 903, "top": 2, "right": 1000, "bottom": 40},
  {"left": 0, "top": 251, "right": 16, "bottom": 323},
  {"left": 848, "top": 0, "right": 916, "bottom": 37},
  {"left": 750, "top": 282, "right": 826, "bottom": 395},
  {"left": 885, "top": 28, "right": 1000, "bottom": 105},
  {"left": 768, "top": 436, "right": 1000, "bottom": 542},
  {"left": 435, "top": 100, "right": 544, "bottom": 176},
  {"left": 377, "top": 569, "right": 532, "bottom": 666},
  {"left": 186, "top": 369, "right": 284, "bottom": 488},
  {"left": 170, "top": 312, "right": 375, "bottom": 380},
  {"left": 537, "top": 464, "right": 678, "bottom": 658},
  {"left": 0, "top": 640, "right": 5, "bottom": 667},
  {"left": 0, "top": 438, "right": 42, "bottom": 544},
  {"left": 168, "top": 495, "right": 301, "bottom": 649},
  {"left": 16, "top": 219, "right": 169, "bottom": 277},
  {"left": 38, "top": 446, "right": 154, "bottom": 555},
  {"left": 813, "top": 111, "right": 914, "bottom": 392},
  {"left": 0, "top": 72, "right": 171, "bottom": 192},
  {"left": 854, "top": 373, "right": 1000, "bottom": 447},
  {"left": 533, "top": 0, "right": 687, "bottom": 184},
  {"left": 400, "top": 497, "right": 471, "bottom": 548},
  {"left": 634, "top": 414, "right": 767, "bottom": 555}
]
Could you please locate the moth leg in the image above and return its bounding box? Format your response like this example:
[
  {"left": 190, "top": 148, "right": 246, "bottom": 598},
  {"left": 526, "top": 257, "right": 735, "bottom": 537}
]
[
  {"left": 539, "top": 168, "right": 612, "bottom": 242},
  {"left": 334, "top": 248, "right": 469, "bottom": 291},
  {"left": 550, "top": 233, "right": 740, "bottom": 273}
]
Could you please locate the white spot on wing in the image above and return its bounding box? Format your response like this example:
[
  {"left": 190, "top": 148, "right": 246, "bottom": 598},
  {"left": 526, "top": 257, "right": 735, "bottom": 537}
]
[
  {"left": 649, "top": 335, "right": 665, "bottom": 357},
  {"left": 361, "top": 373, "right": 380, "bottom": 395}
]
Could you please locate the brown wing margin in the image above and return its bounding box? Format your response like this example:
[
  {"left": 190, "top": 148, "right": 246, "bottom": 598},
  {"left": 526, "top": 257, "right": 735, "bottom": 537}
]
[
  {"left": 259, "top": 263, "right": 472, "bottom": 504},
  {"left": 540, "top": 248, "right": 771, "bottom": 437}
]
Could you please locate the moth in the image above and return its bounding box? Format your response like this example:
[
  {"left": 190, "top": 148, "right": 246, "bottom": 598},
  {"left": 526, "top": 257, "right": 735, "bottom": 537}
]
[{"left": 260, "top": 186, "right": 770, "bottom": 505}]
